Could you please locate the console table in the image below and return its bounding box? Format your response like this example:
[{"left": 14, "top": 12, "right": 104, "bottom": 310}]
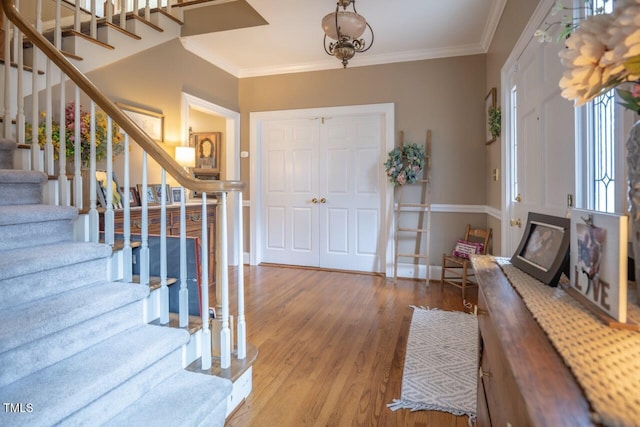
[
  {"left": 472, "top": 256, "right": 593, "bottom": 426},
  {"left": 101, "top": 202, "right": 217, "bottom": 284}
]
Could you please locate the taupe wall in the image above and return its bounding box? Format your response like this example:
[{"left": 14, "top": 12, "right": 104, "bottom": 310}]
[
  {"left": 485, "top": 0, "right": 543, "bottom": 255},
  {"left": 239, "top": 56, "right": 490, "bottom": 261}
]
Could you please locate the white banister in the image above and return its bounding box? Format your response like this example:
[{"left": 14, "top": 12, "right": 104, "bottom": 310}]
[
  {"left": 200, "top": 193, "right": 212, "bottom": 369},
  {"left": 133, "top": 0, "right": 139, "bottom": 16},
  {"left": 236, "top": 191, "right": 246, "bottom": 359},
  {"left": 144, "top": 0, "right": 150, "bottom": 21},
  {"left": 140, "top": 153, "right": 150, "bottom": 286},
  {"left": 90, "top": 0, "right": 97, "bottom": 39},
  {"left": 104, "top": 115, "right": 114, "bottom": 245},
  {"left": 74, "top": 0, "right": 81, "bottom": 32},
  {"left": 106, "top": 0, "right": 113, "bottom": 24},
  {"left": 88, "top": 101, "right": 99, "bottom": 243},
  {"left": 15, "top": 0, "right": 24, "bottom": 146},
  {"left": 2, "top": 12, "right": 9, "bottom": 139},
  {"left": 44, "top": 58, "right": 53, "bottom": 175},
  {"left": 159, "top": 169, "right": 169, "bottom": 323},
  {"left": 217, "top": 192, "right": 231, "bottom": 368},
  {"left": 30, "top": 1, "right": 41, "bottom": 171},
  {"left": 73, "top": 88, "right": 82, "bottom": 208},
  {"left": 119, "top": 2, "right": 125, "bottom": 30},
  {"left": 179, "top": 186, "right": 188, "bottom": 327},
  {"left": 58, "top": 72, "right": 68, "bottom": 206},
  {"left": 122, "top": 133, "right": 133, "bottom": 281}
]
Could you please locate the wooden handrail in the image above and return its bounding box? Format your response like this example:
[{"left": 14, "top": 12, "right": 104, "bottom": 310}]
[{"left": 0, "top": 0, "right": 244, "bottom": 194}]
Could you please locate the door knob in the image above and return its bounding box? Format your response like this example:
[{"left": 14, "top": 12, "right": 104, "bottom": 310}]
[
  {"left": 311, "top": 198, "right": 318, "bottom": 204},
  {"left": 320, "top": 198, "right": 326, "bottom": 204},
  {"left": 515, "top": 193, "right": 522, "bottom": 203},
  {"left": 510, "top": 218, "right": 522, "bottom": 227}
]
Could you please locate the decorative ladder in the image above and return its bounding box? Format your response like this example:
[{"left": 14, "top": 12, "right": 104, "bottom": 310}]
[{"left": 393, "top": 130, "right": 432, "bottom": 285}]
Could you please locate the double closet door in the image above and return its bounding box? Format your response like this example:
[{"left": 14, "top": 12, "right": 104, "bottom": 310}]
[{"left": 261, "top": 114, "right": 383, "bottom": 273}]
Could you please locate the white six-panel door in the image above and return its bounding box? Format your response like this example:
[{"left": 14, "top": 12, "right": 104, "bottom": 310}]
[{"left": 260, "top": 114, "right": 383, "bottom": 272}]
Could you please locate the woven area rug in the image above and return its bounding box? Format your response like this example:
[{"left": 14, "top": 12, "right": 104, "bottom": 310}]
[{"left": 388, "top": 307, "right": 478, "bottom": 420}]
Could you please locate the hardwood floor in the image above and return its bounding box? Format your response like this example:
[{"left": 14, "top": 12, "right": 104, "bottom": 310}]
[{"left": 222, "top": 265, "right": 477, "bottom": 427}]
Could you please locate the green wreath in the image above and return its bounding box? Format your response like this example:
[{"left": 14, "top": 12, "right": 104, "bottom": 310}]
[
  {"left": 384, "top": 143, "right": 426, "bottom": 186},
  {"left": 488, "top": 106, "right": 501, "bottom": 139}
]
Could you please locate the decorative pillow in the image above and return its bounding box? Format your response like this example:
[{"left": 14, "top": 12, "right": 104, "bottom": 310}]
[{"left": 453, "top": 239, "right": 484, "bottom": 259}]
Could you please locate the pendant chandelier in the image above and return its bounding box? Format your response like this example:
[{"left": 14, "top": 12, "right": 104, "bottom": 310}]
[{"left": 322, "top": 0, "right": 374, "bottom": 68}]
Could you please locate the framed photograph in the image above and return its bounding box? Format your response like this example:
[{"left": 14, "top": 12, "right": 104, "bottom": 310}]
[
  {"left": 136, "top": 184, "right": 158, "bottom": 205},
  {"left": 569, "top": 208, "right": 628, "bottom": 323},
  {"left": 116, "top": 102, "right": 164, "bottom": 142},
  {"left": 128, "top": 187, "right": 140, "bottom": 207},
  {"left": 171, "top": 187, "right": 182, "bottom": 203},
  {"left": 95, "top": 170, "right": 125, "bottom": 209},
  {"left": 485, "top": 87, "right": 497, "bottom": 144},
  {"left": 153, "top": 184, "right": 172, "bottom": 205},
  {"left": 510, "top": 211, "right": 571, "bottom": 287},
  {"left": 190, "top": 131, "right": 222, "bottom": 172}
]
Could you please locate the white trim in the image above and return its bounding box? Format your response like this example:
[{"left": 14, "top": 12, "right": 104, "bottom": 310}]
[
  {"left": 250, "top": 103, "right": 395, "bottom": 275},
  {"left": 480, "top": 0, "right": 508, "bottom": 52},
  {"left": 181, "top": 92, "right": 241, "bottom": 266}
]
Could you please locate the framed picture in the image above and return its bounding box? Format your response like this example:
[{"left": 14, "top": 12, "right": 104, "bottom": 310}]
[
  {"left": 136, "top": 184, "right": 158, "bottom": 205},
  {"left": 569, "top": 208, "right": 628, "bottom": 323},
  {"left": 95, "top": 170, "right": 124, "bottom": 209},
  {"left": 510, "top": 211, "right": 571, "bottom": 287},
  {"left": 171, "top": 187, "right": 182, "bottom": 203},
  {"left": 485, "top": 87, "right": 497, "bottom": 144},
  {"left": 153, "top": 184, "right": 172, "bottom": 205},
  {"left": 128, "top": 186, "right": 140, "bottom": 207},
  {"left": 191, "top": 131, "right": 222, "bottom": 172},
  {"left": 116, "top": 102, "right": 164, "bottom": 142}
]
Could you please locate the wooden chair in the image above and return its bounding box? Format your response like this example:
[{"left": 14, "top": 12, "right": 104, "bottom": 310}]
[{"left": 441, "top": 225, "right": 492, "bottom": 301}]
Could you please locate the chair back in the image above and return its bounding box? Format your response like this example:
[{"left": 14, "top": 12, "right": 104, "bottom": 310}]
[{"left": 464, "top": 225, "right": 492, "bottom": 255}]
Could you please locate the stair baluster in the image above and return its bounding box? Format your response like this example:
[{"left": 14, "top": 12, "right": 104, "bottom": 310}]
[
  {"left": 159, "top": 169, "right": 169, "bottom": 321},
  {"left": 30, "top": 1, "right": 41, "bottom": 171},
  {"left": 218, "top": 192, "right": 231, "bottom": 368},
  {"left": 2, "top": 12, "right": 8, "bottom": 139},
  {"left": 140, "top": 153, "right": 150, "bottom": 286},
  {"left": 90, "top": 0, "right": 97, "bottom": 39},
  {"left": 89, "top": 101, "right": 99, "bottom": 242},
  {"left": 121, "top": 134, "right": 133, "bottom": 279},
  {"left": 201, "top": 193, "right": 212, "bottom": 369},
  {"left": 179, "top": 185, "right": 189, "bottom": 327},
  {"left": 237, "top": 191, "right": 246, "bottom": 359}
]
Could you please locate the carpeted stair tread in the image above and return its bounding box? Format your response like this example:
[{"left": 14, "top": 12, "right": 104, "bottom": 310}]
[
  {"left": 104, "top": 370, "right": 232, "bottom": 427},
  {"left": 0, "top": 258, "right": 111, "bottom": 310},
  {"left": 1, "top": 325, "right": 190, "bottom": 427},
  {"left": 0, "top": 241, "right": 112, "bottom": 281},
  {"left": 0, "top": 169, "right": 47, "bottom": 184},
  {"left": 0, "top": 280, "right": 148, "bottom": 354},
  {"left": 0, "top": 204, "right": 78, "bottom": 225},
  {"left": 0, "top": 303, "right": 142, "bottom": 388}
]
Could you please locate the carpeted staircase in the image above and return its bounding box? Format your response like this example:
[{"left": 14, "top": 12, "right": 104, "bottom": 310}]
[{"left": 0, "top": 138, "right": 232, "bottom": 426}]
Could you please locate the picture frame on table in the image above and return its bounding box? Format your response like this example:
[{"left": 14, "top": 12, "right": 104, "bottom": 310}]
[
  {"left": 136, "top": 184, "right": 158, "bottom": 205},
  {"left": 569, "top": 208, "right": 628, "bottom": 324},
  {"left": 95, "top": 170, "right": 124, "bottom": 209},
  {"left": 152, "top": 184, "right": 172, "bottom": 205},
  {"left": 190, "top": 131, "right": 222, "bottom": 172},
  {"left": 116, "top": 102, "right": 165, "bottom": 142},
  {"left": 128, "top": 187, "right": 140, "bottom": 207},
  {"left": 485, "top": 87, "right": 497, "bottom": 144},
  {"left": 510, "top": 211, "right": 571, "bottom": 287},
  {"left": 171, "top": 187, "right": 182, "bottom": 204}
]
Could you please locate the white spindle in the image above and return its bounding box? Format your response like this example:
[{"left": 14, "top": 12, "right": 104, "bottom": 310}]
[
  {"left": 73, "top": 88, "right": 82, "bottom": 207},
  {"left": 15, "top": 0, "right": 24, "bottom": 144},
  {"left": 236, "top": 191, "right": 246, "bottom": 359},
  {"left": 179, "top": 186, "right": 188, "bottom": 327},
  {"left": 201, "top": 193, "right": 212, "bottom": 369},
  {"left": 160, "top": 170, "right": 169, "bottom": 323},
  {"left": 54, "top": 0, "right": 61, "bottom": 50},
  {"left": 218, "top": 192, "right": 231, "bottom": 369},
  {"left": 90, "top": 0, "right": 97, "bottom": 39},
  {"left": 89, "top": 101, "right": 99, "bottom": 243},
  {"left": 145, "top": 0, "right": 150, "bottom": 21},
  {"left": 106, "top": 0, "right": 113, "bottom": 24},
  {"left": 30, "top": 0, "right": 42, "bottom": 171},
  {"left": 105, "top": 115, "right": 114, "bottom": 245},
  {"left": 140, "top": 153, "right": 150, "bottom": 286},
  {"left": 122, "top": 133, "right": 133, "bottom": 281},
  {"left": 119, "top": 2, "right": 125, "bottom": 30},
  {"left": 58, "top": 73, "right": 68, "bottom": 206},
  {"left": 74, "top": 0, "right": 81, "bottom": 32},
  {"left": 44, "top": 58, "right": 53, "bottom": 175},
  {"left": 2, "top": 13, "right": 9, "bottom": 139},
  {"left": 133, "top": 0, "right": 140, "bottom": 16}
]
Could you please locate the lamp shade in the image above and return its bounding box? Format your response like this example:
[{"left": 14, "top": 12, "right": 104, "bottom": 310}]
[
  {"left": 175, "top": 146, "right": 196, "bottom": 168},
  {"left": 322, "top": 11, "right": 366, "bottom": 40}
]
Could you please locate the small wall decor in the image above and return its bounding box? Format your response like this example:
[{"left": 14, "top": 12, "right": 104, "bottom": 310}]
[
  {"left": 116, "top": 102, "right": 164, "bottom": 142},
  {"left": 190, "top": 130, "right": 222, "bottom": 172},
  {"left": 569, "top": 208, "right": 628, "bottom": 325},
  {"left": 485, "top": 87, "right": 497, "bottom": 144},
  {"left": 488, "top": 105, "right": 501, "bottom": 141}
]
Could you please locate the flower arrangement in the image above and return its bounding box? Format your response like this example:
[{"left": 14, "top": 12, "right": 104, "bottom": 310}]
[
  {"left": 384, "top": 143, "right": 426, "bottom": 186},
  {"left": 546, "top": 0, "right": 640, "bottom": 111},
  {"left": 488, "top": 105, "right": 501, "bottom": 139},
  {"left": 26, "top": 102, "right": 124, "bottom": 166}
]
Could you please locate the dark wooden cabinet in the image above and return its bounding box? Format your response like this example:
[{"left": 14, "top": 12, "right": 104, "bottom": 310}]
[
  {"left": 473, "top": 256, "right": 593, "bottom": 427},
  {"left": 104, "top": 203, "right": 216, "bottom": 284}
]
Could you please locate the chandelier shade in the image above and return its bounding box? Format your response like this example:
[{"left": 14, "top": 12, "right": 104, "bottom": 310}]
[{"left": 322, "top": 0, "right": 373, "bottom": 68}]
